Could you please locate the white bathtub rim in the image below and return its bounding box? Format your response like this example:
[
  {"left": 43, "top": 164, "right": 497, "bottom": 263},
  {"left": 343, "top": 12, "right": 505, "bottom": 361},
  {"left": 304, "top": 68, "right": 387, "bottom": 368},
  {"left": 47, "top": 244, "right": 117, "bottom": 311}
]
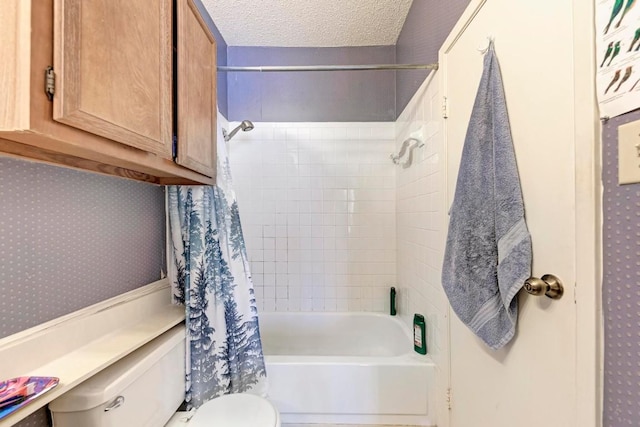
[
  {"left": 264, "top": 352, "right": 434, "bottom": 366},
  {"left": 258, "top": 311, "right": 414, "bottom": 340}
]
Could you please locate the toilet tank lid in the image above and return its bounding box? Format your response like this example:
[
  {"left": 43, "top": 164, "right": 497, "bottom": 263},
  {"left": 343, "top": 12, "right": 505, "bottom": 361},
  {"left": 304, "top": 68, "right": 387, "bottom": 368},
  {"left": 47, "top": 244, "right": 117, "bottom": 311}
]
[{"left": 49, "top": 325, "right": 185, "bottom": 413}]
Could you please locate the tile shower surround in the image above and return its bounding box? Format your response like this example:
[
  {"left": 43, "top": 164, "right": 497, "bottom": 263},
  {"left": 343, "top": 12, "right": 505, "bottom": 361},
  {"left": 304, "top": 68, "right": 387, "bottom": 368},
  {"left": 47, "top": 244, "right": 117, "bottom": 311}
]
[
  {"left": 395, "top": 72, "right": 449, "bottom": 426},
  {"left": 395, "top": 72, "right": 447, "bottom": 361},
  {"left": 228, "top": 122, "right": 397, "bottom": 313}
]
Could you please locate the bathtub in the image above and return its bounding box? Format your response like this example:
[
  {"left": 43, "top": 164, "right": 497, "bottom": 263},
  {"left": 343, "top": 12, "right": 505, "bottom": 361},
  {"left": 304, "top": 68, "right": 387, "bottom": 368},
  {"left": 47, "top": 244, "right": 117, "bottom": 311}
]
[{"left": 259, "top": 312, "right": 435, "bottom": 426}]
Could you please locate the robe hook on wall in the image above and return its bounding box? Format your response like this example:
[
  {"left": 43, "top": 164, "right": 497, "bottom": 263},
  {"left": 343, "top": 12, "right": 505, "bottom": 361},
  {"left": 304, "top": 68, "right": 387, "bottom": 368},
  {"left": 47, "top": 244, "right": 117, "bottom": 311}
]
[{"left": 478, "top": 36, "right": 495, "bottom": 54}]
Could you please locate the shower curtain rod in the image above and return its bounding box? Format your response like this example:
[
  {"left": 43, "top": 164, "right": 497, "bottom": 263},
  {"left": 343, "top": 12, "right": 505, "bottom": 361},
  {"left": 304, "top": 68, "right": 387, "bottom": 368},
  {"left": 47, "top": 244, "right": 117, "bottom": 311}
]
[{"left": 217, "top": 63, "right": 439, "bottom": 72}]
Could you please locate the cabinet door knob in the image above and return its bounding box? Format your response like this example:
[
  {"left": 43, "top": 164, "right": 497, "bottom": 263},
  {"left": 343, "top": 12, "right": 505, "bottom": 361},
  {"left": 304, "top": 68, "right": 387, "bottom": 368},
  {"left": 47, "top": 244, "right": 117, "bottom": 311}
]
[{"left": 523, "top": 274, "right": 564, "bottom": 300}]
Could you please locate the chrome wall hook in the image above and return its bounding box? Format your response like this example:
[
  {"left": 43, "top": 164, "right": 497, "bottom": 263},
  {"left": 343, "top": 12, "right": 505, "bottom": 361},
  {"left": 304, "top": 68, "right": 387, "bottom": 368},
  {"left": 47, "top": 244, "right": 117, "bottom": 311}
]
[
  {"left": 390, "top": 137, "right": 424, "bottom": 168},
  {"left": 391, "top": 125, "right": 426, "bottom": 168},
  {"left": 478, "top": 36, "right": 495, "bottom": 54}
]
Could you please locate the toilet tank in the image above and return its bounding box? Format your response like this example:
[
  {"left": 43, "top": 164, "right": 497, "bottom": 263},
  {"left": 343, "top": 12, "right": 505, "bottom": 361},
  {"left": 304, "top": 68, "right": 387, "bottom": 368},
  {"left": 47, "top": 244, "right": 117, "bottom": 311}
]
[{"left": 49, "top": 325, "right": 186, "bottom": 427}]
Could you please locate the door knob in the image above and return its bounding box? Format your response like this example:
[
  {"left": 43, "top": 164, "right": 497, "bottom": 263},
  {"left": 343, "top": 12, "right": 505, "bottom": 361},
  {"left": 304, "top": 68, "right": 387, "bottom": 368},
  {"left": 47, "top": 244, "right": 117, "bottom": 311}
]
[{"left": 523, "top": 274, "right": 564, "bottom": 300}]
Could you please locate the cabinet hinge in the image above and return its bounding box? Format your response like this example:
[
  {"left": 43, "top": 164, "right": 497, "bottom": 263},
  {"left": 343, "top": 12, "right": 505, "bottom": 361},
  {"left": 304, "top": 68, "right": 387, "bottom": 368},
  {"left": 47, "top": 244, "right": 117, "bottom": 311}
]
[
  {"left": 446, "top": 387, "right": 452, "bottom": 410},
  {"left": 442, "top": 96, "right": 449, "bottom": 119},
  {"left": 45, "top": 66, "right": 55, "bottom": 102}
]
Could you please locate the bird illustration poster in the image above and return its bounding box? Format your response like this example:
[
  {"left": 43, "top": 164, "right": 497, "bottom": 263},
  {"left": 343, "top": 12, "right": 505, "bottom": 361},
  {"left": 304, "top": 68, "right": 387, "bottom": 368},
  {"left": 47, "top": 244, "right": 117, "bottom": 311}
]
[{"left": 597, "top": 0, "right": 640, "bottom": 117}]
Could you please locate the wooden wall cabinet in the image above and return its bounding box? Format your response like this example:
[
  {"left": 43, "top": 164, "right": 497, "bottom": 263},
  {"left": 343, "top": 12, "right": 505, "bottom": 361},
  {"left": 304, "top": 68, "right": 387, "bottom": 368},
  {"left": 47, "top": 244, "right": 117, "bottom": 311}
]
[
  {"left": 176, "top": 0, "right": 217, "bottom": 178},
  {"left": 0, "top": 0, "right": 217, "bottom": 185}
]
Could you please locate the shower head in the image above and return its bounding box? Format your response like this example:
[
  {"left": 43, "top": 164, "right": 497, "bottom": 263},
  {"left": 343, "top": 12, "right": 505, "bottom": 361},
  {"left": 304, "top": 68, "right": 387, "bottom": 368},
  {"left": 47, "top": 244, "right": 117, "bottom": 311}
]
[
  {"left": 240, "top": 120, "right": 254, "bottom": 131},
  {"left": 223, "top": 120, "right": 254, "bottom": 141}
]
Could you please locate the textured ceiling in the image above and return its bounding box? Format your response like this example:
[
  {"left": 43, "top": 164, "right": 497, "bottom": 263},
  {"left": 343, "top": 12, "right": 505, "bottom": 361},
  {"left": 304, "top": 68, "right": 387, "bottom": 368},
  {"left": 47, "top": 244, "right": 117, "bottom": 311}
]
[{"left": 201, "top": 0, "right": 414, "bottom": 47}]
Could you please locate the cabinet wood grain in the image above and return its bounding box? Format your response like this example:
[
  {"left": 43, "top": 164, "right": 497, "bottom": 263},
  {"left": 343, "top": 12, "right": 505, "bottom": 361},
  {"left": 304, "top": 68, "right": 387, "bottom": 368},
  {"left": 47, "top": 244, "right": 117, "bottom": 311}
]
[
  {"left": 176, "top": 0, "right": 217, "bottom": 178},
  {"left": 53, "top": 0, "right": 173, "bottom": 157},
  {"left": 0, "top": 0, "right": 216, "bottom": 185}
]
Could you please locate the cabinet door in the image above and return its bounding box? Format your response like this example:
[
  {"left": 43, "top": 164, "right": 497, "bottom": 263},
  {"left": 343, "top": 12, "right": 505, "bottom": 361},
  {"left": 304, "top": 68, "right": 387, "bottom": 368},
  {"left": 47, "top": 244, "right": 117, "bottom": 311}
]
[
  {"left": 176, "top": 0, "right": 217, "bottom": 178},
  {"left": 53, "top": 0, "right": 172, "bottom": 157}
]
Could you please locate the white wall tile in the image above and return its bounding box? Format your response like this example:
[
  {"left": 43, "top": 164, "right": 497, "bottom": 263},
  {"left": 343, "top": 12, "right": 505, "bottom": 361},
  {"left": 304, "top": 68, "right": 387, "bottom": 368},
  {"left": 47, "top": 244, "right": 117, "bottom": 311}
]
[
  {"left": 230, "top": 122, "right": 397, "bottom": 314},
  {"left": 395, "top": 72, "right": 449, "bottom": 427},
  {"left": 231, "top": 100, "right": 448, "bottom": 427}
]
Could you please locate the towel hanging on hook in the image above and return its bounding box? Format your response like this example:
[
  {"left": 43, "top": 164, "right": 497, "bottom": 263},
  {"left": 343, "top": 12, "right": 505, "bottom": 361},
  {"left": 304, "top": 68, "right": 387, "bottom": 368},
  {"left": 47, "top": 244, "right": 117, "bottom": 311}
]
[{"left": 442, "top": 41, "right": 532, "bottom": 350}]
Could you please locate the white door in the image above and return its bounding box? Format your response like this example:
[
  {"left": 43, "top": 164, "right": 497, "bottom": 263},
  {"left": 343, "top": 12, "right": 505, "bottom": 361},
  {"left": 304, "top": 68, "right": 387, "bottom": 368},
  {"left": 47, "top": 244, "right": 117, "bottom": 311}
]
[{"left": 440, "top": 1, "right": 599, "bottom": 427}]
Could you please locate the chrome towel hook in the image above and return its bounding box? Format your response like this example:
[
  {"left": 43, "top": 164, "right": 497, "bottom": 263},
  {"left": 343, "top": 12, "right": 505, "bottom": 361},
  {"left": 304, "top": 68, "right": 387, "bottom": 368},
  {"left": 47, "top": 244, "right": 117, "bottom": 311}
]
[
  {"left": 390, "top": 126, "right": 426, "bottom": 168},
  {"left": 390, "top": 138, "right": 422, "bottom": 164}
]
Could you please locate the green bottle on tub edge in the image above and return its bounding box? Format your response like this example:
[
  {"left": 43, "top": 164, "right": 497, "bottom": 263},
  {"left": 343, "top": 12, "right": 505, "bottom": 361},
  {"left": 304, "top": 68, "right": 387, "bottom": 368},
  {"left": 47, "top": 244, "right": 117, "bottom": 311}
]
[{"left": 413, "top": 314, "right": 427, "bottom": 355}]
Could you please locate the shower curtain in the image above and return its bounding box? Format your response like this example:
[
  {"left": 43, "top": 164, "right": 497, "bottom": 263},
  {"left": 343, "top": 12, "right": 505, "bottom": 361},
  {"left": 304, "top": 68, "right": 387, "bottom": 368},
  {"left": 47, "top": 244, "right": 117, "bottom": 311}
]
[{"left": 167, "top": 116, "right": 267, "bottom": 409}]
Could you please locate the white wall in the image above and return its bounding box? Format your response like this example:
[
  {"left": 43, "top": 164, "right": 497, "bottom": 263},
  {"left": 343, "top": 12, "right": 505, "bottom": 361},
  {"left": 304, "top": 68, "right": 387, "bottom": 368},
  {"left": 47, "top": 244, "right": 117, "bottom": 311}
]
[
  {"left": 228, "top": 123, "right": 396, "bottom": 313},
  {"left": 395, "top": 72, "right": 450, "bottom": 427}
]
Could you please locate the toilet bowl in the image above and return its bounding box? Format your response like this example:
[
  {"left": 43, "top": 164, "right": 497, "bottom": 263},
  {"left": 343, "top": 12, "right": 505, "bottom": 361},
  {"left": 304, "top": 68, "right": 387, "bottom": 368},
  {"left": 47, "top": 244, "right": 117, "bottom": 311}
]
[{"left": 187, "top": 393, "right": 280, "bottom": 427}]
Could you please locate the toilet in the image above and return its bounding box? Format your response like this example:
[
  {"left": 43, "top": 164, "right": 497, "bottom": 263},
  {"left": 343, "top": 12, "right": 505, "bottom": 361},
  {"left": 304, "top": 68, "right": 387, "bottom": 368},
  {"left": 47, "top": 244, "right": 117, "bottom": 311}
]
[
  {"left": 182, "top": 393, "right": 280, "bottom": 427},
  {"left": 48, "top": 326, "right": 280, "bottom": 427}
]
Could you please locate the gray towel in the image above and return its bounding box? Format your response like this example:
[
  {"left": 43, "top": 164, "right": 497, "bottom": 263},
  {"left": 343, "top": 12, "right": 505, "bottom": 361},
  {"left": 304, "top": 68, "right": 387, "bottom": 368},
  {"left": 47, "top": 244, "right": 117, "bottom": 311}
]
[{"left": 442, "top": 43, "right": 532, "bottom": 350}]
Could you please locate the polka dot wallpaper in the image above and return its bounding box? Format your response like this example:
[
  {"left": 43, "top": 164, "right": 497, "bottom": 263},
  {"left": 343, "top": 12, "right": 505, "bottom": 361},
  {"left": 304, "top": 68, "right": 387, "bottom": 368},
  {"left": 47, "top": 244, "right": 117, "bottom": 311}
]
[
  {"left": 12, "top": 408, "right": 49, "bottom": 427},
  {"left": 602, "top": 112, "right": 640, "bottom": 427},
  {"left": 0, "top": 157, "right": 165, "bottom": 427}
]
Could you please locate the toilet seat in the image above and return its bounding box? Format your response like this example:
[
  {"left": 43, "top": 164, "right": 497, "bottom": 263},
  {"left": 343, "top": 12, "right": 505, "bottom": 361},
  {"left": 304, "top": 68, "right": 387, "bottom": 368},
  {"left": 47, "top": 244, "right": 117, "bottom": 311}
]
[{"left": 188, "top": 393, "right": 280, "bottom": 427}]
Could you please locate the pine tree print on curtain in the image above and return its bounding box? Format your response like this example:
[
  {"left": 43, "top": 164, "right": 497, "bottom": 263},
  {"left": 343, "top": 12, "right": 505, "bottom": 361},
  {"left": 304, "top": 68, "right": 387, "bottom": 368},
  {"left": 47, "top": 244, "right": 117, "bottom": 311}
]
[{"left": 167, "top": 115, "right": 267, "bottom": 409}]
